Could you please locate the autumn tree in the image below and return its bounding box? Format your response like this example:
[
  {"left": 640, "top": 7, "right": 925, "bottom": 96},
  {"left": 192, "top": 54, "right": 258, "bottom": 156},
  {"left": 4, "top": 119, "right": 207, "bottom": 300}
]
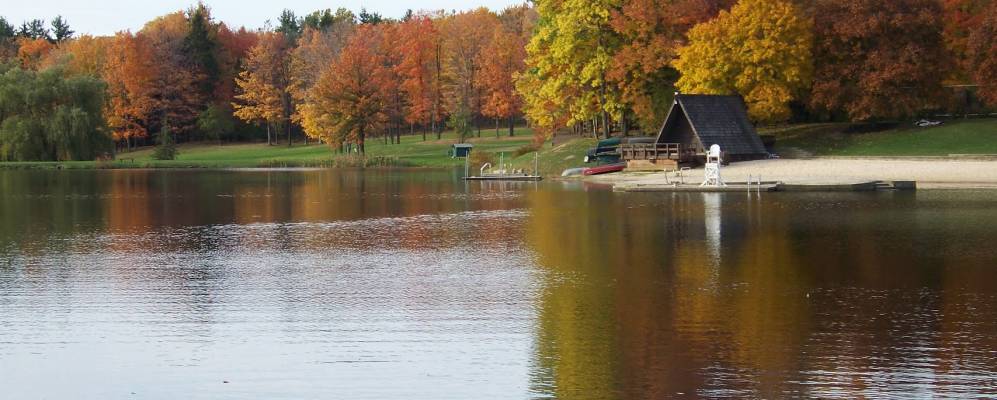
[
  {"left": 233, "top": 32, "right": 290, "bottom": 145},
  {"left": 396, "top": 15, "right": 443, "bottom": 140},
  {"left": 675, "top": 0, "right": 813, "bottom": 123},
  {"left": 609, "top": 0, "right": 733, "bottom": 131},
  {"left": 301, "top": 25, "right": 389, "bottom": 154},
  {"left": 480, "top": 22, "right": 526, "bottom": 137},
  {"left": 374, "top": 23, "right": 407, "bottom": 145},
  {"left": 439, "top": 9, "right": 500, "bottom": 139},
  {"left": 520, "top": 0, "right": 624, "bottom": 139},
  {"left": 214, "top": 23, "right": 259, "bottom": 113},
  {"left": 142, "top": 12, "right": 204, "bottom": 137},
  {"left": 58, "top": 35, "right": 111, "bottom": 77},
  {"left": 967, "top": 1, "right": 997, "bottom": 106},
  {"left": 104, "top": 32, "right": 160, "bottom": 149},
  {"left": 810, "top": 0, "right": 946, "bottom": 121},
  {"left": 942, "top": 0, "right": 991, "bottom": 82},
  {"left": 16, "top": 38, "right": 54, "bottom": 69}
]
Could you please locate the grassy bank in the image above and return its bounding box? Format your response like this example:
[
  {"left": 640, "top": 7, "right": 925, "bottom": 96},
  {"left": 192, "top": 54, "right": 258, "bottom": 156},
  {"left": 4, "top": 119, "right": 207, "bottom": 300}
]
[
  {"left": 768, "top": 118, "right": 997, "bottom": 157},
  {"left": 3, "top": 119, "right": 994, "bottom": 174},
  {"left": 0, "top": 128, "right": 536, "bottom": 170}
]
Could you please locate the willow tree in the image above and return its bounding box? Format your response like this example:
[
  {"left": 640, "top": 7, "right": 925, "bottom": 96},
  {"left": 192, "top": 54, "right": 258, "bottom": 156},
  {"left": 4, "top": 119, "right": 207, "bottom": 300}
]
[
  {"left": 675, "top": 0, "right": 812, "bottom": 123},
  {"left": 0, "top": 64, "right": 111, "bottom": 161}
]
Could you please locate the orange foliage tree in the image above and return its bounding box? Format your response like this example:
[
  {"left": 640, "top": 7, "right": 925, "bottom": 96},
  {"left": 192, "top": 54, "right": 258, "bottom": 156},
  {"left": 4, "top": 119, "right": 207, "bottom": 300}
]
[
  {"left": 104, "top": 32, "right": 160, "bottom": 149},
  {"left": 439, "top": 9, "right": 500, "bottom": 139},
  {"left": 16, "top": 38, "right": 54, "bottom": 70},
  {"left": 141, "top": 12, "right": 204, "bottom": 137},
  {"left": 396, "top": 15, "right": 443, "bottom": 140},
  {"left": 609, "top": 0, "right": 732, "bottom": 131},
  {"left": 301, "top": 25, "right": 390, "bottom": 154},
  {"left": 480, "top": 23, "right": 526, "bottom": 137}
]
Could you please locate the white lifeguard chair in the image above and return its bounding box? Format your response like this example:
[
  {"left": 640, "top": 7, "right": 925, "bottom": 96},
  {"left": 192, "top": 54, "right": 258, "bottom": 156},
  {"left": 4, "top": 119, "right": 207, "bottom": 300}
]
[{"left": 700, "top": 144, "right": 726, "bottom": 187}]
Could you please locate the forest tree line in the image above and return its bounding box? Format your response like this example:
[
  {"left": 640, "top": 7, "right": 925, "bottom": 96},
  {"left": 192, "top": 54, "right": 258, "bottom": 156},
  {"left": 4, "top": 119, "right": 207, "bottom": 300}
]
[{"left": 0, "top": 0, "right": 995, "bottom": 161}]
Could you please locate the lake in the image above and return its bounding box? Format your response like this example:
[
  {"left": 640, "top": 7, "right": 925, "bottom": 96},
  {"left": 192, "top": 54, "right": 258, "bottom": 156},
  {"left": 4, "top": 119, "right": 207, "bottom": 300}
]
[{"left": 2, "top": 169, "right": 997, "bottom": 399}]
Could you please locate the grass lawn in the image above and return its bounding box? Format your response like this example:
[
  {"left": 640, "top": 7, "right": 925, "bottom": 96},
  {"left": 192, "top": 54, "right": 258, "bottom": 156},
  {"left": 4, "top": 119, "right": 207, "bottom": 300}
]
[
  {"left": 510, "top": 136, "right": 599, "bottom": 176},
  {"left": 1, "top": 127, "right": 537, "bottom": 169},
  {"left": 769, "top": 118, "right": 997, "bottom": 157},
  {"left": 4, "top": 119, "right": 995, "bottom": 172}
]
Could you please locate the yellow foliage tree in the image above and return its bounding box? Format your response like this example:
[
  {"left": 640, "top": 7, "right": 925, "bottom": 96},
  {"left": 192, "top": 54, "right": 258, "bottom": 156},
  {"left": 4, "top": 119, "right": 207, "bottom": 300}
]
[
  {"left": 518, "top": 0, "right": 625, "bottom": 138},
  {"left": 233, "top": 34, "right": 285, "bottom": 145},
  {"left": 675, "top": 0, "right": 812, "bottom": 123}
]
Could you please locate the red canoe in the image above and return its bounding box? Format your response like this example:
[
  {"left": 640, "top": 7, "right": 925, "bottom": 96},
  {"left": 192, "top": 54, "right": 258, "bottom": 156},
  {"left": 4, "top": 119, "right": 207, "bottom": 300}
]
[{"left": 583, "top": 163, "right": 626, "bottom": 176}]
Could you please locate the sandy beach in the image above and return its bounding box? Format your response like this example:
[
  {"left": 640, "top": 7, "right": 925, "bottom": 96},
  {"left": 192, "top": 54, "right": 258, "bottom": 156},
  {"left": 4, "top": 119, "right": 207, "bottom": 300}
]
[{"left": 587, "top": 158, "right": 997, "bottom": 189}]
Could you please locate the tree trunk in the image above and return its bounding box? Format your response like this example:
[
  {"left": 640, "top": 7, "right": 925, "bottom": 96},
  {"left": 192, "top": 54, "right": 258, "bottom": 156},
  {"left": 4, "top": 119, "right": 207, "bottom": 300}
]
[
  {"left": 602, "top": 110, "right": 610, "bottom": 139},
  {"left": 508, "top": 115, "right": 515, "bottom": 137},
  {"left": 287, "top": 121, "right": 292, "bottom": 147},
  {"left": 358, "top": 127, "right": 365, "bottom": 155},
  {"left": 622, "top": 109, "right": 630, "bottom": 137},
  {"left": 266, "top": 123, "right": 272, "bottom": 145}
]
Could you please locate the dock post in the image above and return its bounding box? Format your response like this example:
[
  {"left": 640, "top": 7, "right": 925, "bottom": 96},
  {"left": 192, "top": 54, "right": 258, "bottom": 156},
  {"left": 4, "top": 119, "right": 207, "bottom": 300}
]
[{"left": 534, "top": 152, "right": 539, "bottom": 176}]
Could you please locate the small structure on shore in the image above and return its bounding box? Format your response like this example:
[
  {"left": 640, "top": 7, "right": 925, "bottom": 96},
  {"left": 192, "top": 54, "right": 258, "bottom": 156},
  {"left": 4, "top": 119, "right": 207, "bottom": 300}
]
[
  {"left": 620, "top": 94, "right": 768, "bottom": 171},
  {"left": 450, "top": 144, "right": 473, "bottom": 158}
]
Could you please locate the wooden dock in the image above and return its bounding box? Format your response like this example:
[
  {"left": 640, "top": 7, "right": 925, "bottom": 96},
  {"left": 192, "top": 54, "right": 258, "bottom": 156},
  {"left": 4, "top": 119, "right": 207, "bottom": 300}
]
[
  {"left": 465, "top": 175, "right": 543, "bottom": 181},
  {"left": 616, "top": 180, "right": 916, "bottom": 193}
]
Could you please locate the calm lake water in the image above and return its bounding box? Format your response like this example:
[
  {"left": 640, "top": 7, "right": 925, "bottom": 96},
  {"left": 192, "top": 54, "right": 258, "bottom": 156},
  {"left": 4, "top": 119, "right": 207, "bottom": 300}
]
[{"left": 2, "top": 169, "right": 997, "bottom": 399}]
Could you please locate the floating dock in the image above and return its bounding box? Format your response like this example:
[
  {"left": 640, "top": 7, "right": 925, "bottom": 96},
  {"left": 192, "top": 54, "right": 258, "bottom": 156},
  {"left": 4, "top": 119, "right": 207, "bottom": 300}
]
[
  {"left": 616, "top": 180, "right": 916, "bottom": 193},
  {"left": 465, "top": 175, "right": 543, "bottom": 181}
]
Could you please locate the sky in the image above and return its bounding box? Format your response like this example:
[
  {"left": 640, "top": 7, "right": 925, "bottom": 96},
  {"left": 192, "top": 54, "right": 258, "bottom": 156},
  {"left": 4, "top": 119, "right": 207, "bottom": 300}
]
[{"left": 3, "top": 0, "right": 528, "bottom": 36}]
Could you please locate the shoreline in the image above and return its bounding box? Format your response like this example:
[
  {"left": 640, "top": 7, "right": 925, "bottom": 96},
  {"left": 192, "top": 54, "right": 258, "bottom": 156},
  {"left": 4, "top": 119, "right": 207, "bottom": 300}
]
[{"left": 583, "top": 158, "right": 997, "bottom": 190}]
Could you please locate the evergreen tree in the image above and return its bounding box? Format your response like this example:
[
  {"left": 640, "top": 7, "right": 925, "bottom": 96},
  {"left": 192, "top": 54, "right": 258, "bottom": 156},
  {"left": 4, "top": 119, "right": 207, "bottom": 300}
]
[
  {"left": 359, "top": 8, "right": 384, "bottom": 25},
  {"left": 0, "top": 17, "right": 14, "bottom": 39},
  {"left": 185, "top": 3, "right": 220, "bottom": 98},
  {"left": 277, "top": 10, "right": 301, "bottom": 43},
  {"left": 152, "top": 121, "right": 178, "bottom": 160},
  {"left": 51, "top": 16, "right": 73, "bottom": 42},
  {"left": 18, "top": 19, "right": 50, "bottom": 41}
]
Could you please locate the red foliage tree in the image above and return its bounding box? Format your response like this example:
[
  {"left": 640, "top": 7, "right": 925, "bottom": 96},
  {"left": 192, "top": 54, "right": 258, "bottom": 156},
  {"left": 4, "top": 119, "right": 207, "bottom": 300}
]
[
  {"left": 967, "top": 1, "right": 997, "bottom": 106},
  {"left": 810, "top": 0, "right": 947, "bottom": 121}
]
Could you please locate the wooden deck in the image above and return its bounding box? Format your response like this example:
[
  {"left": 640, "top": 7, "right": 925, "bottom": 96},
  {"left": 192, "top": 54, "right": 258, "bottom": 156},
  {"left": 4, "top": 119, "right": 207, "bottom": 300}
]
[{"left": 619, "top": 143, "right": 692, "bottom": 162}]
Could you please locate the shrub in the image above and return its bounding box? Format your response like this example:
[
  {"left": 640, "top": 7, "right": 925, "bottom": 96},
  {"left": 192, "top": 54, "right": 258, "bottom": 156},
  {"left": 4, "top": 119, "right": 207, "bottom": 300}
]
[
  {"left": 152, "top": 124, "right": 178, "bottom": 161},
  {"left": 513, "top": 142, "right": 541, "bottom": 157},
  {"left": 467, "top": 150, "right": 496, "bottom": 172}
]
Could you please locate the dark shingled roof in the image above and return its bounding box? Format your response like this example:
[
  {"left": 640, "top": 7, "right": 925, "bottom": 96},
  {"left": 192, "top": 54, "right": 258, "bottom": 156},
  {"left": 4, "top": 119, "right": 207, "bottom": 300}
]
[{"left": 656, "top": 95, "right": 767, "bottom": 156}]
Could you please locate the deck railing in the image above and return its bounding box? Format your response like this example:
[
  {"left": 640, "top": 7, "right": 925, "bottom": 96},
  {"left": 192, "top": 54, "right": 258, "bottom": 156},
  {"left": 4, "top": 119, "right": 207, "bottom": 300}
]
[{"left": 619, "top": 143, "right": 691, "bottom": 162}]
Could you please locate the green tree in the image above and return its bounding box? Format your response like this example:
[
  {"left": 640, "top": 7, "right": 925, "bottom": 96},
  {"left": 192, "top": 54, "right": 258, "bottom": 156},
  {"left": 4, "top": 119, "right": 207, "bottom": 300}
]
[
  {"left": 0, "top": 63, "right": 111, "bottom": 161},
  {"left": 152, "top": 122, "right": 178, "bottom": 160},
  {"left": 184, "top": 3, "right": 221, "bottom": 99},
  {"left": 197, "top": 103, "right": 235, "bottom": 144},
  {"left": 51, "top": 16, "right": 73, "bottom": 43},
  {"left": 675, "top": 0, "right": 812, "bottom": 123},
  {"left": 18, "top": 19, "right": 50, "bottom": 41},
  {"left": 277, "top": 10, "right": 302, "bottom": 43}
]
